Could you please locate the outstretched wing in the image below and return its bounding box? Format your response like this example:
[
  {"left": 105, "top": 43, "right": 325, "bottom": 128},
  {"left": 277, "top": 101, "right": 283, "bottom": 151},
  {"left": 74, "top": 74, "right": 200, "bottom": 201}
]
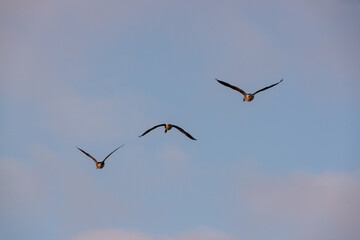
[
  {"left": 103, "top": 144, "right": 125, "bottom": 163},
  {"left": 76, "top": 146, "right": 98, "bottom": 164},
  {"left": 139, "top": 124, "right": 165, "bottom": 137},
  {"left": 253, "top": 79, "right": 283, "bottom": 95},
  {"left": 172, "top": 125, "right": 197, "bottom": 140},
  {"left": 216, "top": 79, "right": 246, "bottom": 96}
]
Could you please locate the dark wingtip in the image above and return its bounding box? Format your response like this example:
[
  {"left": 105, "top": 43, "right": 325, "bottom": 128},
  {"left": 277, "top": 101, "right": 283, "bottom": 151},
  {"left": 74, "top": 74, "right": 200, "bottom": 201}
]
[{"left": 190, "top": 136, "right": 197, "bottom": 141}]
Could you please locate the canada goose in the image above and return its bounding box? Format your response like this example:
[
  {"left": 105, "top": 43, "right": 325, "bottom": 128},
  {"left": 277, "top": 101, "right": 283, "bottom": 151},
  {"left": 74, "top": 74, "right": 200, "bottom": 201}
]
[
  {"left": 139, "top": 123, "right": 196, "bottom": 140},
  {"left": 216, "top": 78, "right": 283, "bottom": 102},
  {"left": 76, "top": 144, "right": 125, "bottom": 169}
]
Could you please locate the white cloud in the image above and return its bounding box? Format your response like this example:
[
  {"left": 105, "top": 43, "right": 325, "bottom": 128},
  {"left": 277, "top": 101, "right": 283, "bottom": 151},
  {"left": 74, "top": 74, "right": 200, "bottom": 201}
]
[
  {"left": 0, "top": 157, "right": 49, "bottom": 217},
  {"left": 161, "top": 226, "right": 235, "bottom": 240},
  {"left": 2, "top": 145, "right": 360, "bottom": 240},
  {"left": 238, "top": 170, "right": 360, "bottom": 240},
  {"left": 71, "top": 229, "right": 153, "bottom": 240},
  {"left": 71, "top": 227, "right": 235, "bottom": 240}
]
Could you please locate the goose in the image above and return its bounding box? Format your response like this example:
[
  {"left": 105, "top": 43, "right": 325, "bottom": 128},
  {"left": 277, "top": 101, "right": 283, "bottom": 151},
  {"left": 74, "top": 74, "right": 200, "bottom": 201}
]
[
  {"left": 216, "top": 78, "right": 283, "bottom": 102},
  {"left": 139, "top": 123, "right": 196, "bottom": 140},
  {"left": 76, "top": 144, "right": 125, "bottom": 169}
]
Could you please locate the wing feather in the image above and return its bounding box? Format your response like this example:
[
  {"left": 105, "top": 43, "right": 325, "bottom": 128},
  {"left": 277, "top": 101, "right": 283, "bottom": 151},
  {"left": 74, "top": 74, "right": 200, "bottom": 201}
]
[
  {"left": 103, "top": 144, "right": 125, "bottom": 163},
  {"left": 139, "top": 124, "right": 166, "bottom": 137},
  {"left": 76, "top": 146, "right": 98, "bottom": 164},
  {"left": 253, "top": 79, "right": 283, "bottom": 95},
  {"left": 172, "top": 125, "right": 197, "bottom": 140},
  {"left": 216, "top": 79, "right": 246, "bottom": 96}
]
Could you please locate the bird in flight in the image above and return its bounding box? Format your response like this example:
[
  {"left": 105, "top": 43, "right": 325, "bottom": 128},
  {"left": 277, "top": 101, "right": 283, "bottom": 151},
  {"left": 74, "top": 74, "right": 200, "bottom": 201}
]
[
  {"left": 216, "top": 78, "right": 283, "bottom": 102},
  {"left": 76, "top": 144, "right": 125, "bottom": 169},
  {"left": 139, "top": 123, "right": 196, "bottom": 140}
]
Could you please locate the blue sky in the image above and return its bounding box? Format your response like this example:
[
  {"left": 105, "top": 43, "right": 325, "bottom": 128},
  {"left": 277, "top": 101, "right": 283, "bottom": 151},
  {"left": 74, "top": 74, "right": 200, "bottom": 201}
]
[{"left": 1, "top": 0, "right": 360, "bottom": 239}]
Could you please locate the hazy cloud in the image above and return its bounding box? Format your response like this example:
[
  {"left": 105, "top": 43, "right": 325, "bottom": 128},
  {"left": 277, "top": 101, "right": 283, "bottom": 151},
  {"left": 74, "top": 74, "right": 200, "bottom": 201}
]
[
  {"left": 238, "top": 170, "right": 360, "bottom": 240},
  {"left": 2, "top": 145, "right": 359, "bottom": 240},
  {"left": 71, "top": 227, "right": 235, "bottom": 240},
  {"left": 0, "top": 157, "right": 49, "bottom": 216}
]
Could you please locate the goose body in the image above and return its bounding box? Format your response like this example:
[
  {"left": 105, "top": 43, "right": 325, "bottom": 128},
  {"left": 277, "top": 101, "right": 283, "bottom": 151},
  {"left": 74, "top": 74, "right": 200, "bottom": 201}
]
[
  {"left": 76, "top": 144, "right": 125, "bottom": 169},
  {"left": 96, "top": 161, "right": 104, "bottom": 169},
  {"left": 139, "top": 123, "right": 196, "bottom": 140},
  {"left": 244, "top": 93, "right": 254, "bottom": 102},
  {"left": 216, "top": 78, "right": 283, "bottom": 102},
  {"left": 164, "top": 123, "right": 172, "bottom": 133}
]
